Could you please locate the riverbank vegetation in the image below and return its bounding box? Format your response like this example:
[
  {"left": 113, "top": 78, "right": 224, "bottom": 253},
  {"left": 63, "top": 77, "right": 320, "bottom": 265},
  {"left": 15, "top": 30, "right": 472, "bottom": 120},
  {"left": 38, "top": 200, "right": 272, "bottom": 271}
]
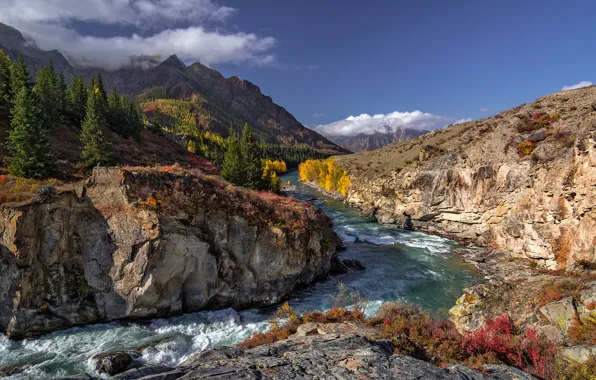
[
  {"left": 298, "top": 157, "right": 351, "bottom": 197},
  {"left": 239, "top": 299, "right": 596, "bottom": 380}
]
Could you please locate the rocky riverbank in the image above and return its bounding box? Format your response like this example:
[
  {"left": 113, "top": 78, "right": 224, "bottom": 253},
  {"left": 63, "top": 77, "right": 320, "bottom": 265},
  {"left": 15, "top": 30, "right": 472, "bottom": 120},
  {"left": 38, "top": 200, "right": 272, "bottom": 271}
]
[
  {"left": 0, "top": 166, "right": 342, "bottom": 339},
  {"left": 56, "top": 323, "right": 537, "bottom": 380},
  {"left": 336, "top": 86, "right": 596, "bottom": 270}
]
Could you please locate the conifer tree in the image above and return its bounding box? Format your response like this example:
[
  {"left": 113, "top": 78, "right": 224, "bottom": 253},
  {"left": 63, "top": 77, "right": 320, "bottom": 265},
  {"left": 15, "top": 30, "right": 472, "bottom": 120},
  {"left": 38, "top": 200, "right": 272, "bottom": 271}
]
[
  {"left": 69, "top": 75, "right": 87, "bottom": 125},
  {"left": 125, "top": 98, "right": 143, "bottom": 141},
  {"left": 221, "top": 127, "right": 243, "bottom": 185},
  {"left": 56, "top": 71, "right": 68, "bottom": 123},
  {"left": 34, "top": 60, "right": 58, "bottom": 128},
  {"left": 239, "top": 124, "right": 264, "bottom": 189},
  {"left": 10, "top": 56, "right": 31, "bottom": 99},
  {"left": 0, "top": 49, "right": 12, "bottom": 105},
  {"left": 7, "top": 86, "right": 55, "bottom": 178},
  {"left": 80, "top": 80, "right": 113, "bottom": 167},
  {"left": 107, "top": 87, "right": 124, "bottom": 134}
]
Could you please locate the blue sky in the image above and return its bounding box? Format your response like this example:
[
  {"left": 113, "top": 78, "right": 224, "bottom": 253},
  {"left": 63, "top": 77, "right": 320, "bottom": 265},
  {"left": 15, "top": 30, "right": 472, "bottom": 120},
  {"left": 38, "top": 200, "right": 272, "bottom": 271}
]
[{"left": 2, "top": 0, "right": 594, "bottom": 136}]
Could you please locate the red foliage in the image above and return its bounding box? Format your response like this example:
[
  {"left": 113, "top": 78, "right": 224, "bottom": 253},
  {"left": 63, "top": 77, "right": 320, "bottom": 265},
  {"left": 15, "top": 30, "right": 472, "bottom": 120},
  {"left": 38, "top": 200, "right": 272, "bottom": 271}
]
[
  {"left": 187, "top": 153, "right": 218, "bottom": 174},
  {"left": 0, "top": 174, "right": 7, "bottom": 186},
  {"left": 462, "top": 315, "right": 556, "bottom": 378}
]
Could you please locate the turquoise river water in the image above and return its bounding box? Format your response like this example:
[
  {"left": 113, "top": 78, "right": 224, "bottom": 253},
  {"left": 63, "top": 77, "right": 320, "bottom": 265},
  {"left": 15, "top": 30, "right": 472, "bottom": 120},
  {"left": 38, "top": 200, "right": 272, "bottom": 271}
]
[{"left": 0, "top": 172, "right": 480, "bottom": 379}]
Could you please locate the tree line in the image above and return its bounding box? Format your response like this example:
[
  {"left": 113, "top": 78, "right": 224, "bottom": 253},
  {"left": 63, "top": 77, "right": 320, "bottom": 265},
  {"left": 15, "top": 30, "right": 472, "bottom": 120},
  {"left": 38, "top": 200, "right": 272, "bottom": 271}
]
[
  {"left": 0, "top": 50, "right": 144, "bottom": 178},
  {"left": 220, "top": 124, "right": 291, "bottom": 193}
]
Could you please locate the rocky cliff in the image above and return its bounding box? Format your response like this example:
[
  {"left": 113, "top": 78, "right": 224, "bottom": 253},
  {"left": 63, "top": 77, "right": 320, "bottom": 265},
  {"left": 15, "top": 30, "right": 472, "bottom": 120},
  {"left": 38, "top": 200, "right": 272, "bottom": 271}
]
[
  {"left": 0, "top": 167, "right": 340, "bottom": 339},
  {"left": 337, "top": 86, "right": 596, "bottom": 269}
]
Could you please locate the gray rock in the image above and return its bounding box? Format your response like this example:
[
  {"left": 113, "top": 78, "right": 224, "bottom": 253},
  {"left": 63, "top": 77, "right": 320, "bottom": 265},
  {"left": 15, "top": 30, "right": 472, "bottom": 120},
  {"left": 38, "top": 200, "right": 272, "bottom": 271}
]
[
  {"left": 539, "top": 297, "right": 576, "bottom": 333},
  {"left": 92, "top": 352, "right": 134, "bottom": 376},
  {"left": 561, "top": 345, "right": 596, "bottom": 363},
  {"left": 527, "top": 128, "right": 547, "bottom": 142}
]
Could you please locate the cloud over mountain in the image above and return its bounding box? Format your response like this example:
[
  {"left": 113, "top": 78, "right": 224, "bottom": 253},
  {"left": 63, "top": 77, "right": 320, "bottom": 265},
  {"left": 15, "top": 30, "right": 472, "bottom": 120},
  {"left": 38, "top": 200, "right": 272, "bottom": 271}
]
[
  {"left": 0, "top": 0, "right": 276, "bottom": 70},
  {"left": 313, "top": 110, "right": 450, "bottom": 137},
  {"left": 561, "top": 81, "right": 592, "bottom": 91}
]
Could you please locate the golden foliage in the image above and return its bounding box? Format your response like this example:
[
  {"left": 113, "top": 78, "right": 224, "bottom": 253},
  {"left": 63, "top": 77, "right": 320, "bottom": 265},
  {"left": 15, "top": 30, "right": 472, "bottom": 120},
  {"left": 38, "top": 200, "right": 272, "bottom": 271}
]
[{"left": 298, "top": 157, "right": 350, "bottom": 197}]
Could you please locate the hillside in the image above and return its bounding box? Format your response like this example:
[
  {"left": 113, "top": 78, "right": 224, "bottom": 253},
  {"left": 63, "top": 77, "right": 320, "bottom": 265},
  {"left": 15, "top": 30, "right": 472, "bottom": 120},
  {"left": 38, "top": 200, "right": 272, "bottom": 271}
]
[
  {"left": 335, "top": 85, "right": 596, "bottom": 269},
  {"left": 0, "top": 22, "right": 344, "bottom": 153}
]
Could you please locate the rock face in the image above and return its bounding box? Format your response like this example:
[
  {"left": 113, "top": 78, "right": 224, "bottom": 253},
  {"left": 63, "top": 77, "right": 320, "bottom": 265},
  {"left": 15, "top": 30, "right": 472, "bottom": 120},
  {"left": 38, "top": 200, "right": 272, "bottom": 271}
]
[
  {"left": 0, "top": 167, "right": 340, "bottom": 339},
  {"left": 337, "top": 87, "right": 596, "bottom": 268}
]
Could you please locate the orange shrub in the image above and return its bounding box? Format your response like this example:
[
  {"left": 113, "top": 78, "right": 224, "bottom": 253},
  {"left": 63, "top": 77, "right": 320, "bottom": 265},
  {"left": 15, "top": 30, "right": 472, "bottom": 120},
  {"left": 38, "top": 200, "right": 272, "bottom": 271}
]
[
  {"left": 517, "top": 141, "right": 535, "bottom": 157},
  {"left": 0, "top": 174, "right": 7, "bottom": 186}
]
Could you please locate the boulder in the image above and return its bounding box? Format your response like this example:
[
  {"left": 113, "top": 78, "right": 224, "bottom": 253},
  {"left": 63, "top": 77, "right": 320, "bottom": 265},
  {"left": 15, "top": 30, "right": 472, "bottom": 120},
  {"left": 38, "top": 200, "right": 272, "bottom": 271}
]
[
  {"left": 539, "top": 297, "right": 576, "bottom": 333},
  {"left": 92, "top": 352, "right": 134, "bottom": 376},
  {"left": 561, "top": 345, "right": 596, "bottom": 363},
  {"left": 527, "top": 128, "right": 547, "bottom": 142}
]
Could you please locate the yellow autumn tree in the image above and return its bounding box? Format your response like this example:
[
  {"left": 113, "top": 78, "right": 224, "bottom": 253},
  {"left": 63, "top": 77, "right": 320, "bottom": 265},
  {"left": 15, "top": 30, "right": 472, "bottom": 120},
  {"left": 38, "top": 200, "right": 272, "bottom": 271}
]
[{"left": 298, "top": 157, "right": 350, "bottom": 197}]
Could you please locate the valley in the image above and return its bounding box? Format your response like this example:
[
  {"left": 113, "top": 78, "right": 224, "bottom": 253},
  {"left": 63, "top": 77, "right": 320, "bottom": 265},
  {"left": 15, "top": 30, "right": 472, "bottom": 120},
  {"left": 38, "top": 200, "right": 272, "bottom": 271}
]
[{"left": 0, "top": 6, "right": 595, "bottom": 379}]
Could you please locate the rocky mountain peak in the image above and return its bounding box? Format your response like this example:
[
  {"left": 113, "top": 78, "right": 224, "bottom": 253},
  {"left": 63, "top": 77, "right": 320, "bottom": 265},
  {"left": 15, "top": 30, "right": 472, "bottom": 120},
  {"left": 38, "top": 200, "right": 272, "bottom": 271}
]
[{"left": 157, "top": 54, "right": 186, "bottom": 71}]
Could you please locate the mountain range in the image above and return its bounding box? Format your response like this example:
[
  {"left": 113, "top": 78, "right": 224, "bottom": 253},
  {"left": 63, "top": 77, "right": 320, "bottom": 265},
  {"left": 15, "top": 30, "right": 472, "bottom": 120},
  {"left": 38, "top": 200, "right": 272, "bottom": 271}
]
[
  {"left": 0, "top": 22, "right": 344, "bottom": 153},
  {"left": 329, "top": 126, "right": 428, "bottom": 152}
]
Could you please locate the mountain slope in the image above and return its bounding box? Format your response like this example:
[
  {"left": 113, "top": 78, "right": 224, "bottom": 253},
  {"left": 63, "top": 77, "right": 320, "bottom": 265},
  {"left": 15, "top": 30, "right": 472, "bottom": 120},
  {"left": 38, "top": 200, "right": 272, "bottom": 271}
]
[
  {"left": 93, "top": 55, "right": 344, "bottom": 150},
  {"left": 331, "top": 127, "right": 428, "bottom": 152},
  {"left": 336, "top": 86, "right": 596, "bottom": 269},
  {"left": 0, "top": 22, "right": 344, "bottom": 152},
  {"left": 0, "top": 23, "right": 72, "bottom": 74}
]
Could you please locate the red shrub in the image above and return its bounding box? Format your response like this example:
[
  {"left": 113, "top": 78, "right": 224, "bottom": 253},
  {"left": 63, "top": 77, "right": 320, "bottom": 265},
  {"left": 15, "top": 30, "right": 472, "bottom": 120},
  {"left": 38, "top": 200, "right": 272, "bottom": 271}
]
[
  {"left": 462, "top": 314, "right": 557, "bottom": 378},
  {"left": 0, "top": 174, "right": 7, "bottom": 186}
]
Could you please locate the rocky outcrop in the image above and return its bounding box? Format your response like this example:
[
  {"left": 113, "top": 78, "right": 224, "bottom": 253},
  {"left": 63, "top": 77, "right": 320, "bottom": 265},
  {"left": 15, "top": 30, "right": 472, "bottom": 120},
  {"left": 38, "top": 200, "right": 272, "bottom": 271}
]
[
  {"left": 59, "top": 328, "right": 536, "bottom": 380},
  {"left": 338, "top": 87, "right": 596, "bottom": 268},
  {"left": 0, "top": 167, "right": 340, "bottom": 339}
]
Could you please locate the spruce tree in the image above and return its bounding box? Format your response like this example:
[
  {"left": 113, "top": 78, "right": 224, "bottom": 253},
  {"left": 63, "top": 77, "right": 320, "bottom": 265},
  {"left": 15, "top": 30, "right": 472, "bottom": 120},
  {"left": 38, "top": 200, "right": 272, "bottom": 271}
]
[
  {"left": 7, "top": 86, "right": 56, "bottom": 178},
  {"left": 0, "top": 49, "right": 12, "bottom": 105},
  {"left": 69, "top": 75, "right": 87, "bottom": 125},
  {"left": 34, "top": 60, "right": 58, "bottom": 129},
  {"left": 239, "top": 124, "right": 264, "bottom": 189},
  {"left": 10, "top": 56, "right": 31, "bottom": 99},
  {"left": 56, "top": 71, "right": 68, "bottom": 123},
  {"left": 221, "top": 127, "right": 243, "bottom": 185},
  {"left": 80, "top": 82, "right": 113, "bottom": 167},
  {"left": 125, "top": 98, "right": 143, "bottom": 141},
  {"left": 107, "top": 87, "right": 124, "bottom": 134}
]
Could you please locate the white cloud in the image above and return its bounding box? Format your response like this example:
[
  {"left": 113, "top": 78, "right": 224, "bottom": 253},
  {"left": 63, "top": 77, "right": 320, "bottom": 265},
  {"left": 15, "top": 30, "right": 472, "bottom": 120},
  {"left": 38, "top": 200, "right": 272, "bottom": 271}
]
[
  {"left": 314, "top": 111, "right": 449, "bottom": 137},
  {"left": 312, "top": 112, "right": 325, "bottom": 118},
  {"left": 0, "top": 0, "right": 275, "bottom": 70},
  {"left": 479, "top": 107, "right": 489, "bottom": 112},
  {"left": 561, "top": 81, "right": 592, "bottom": 91},
  {"left": 453, "top": 118, "right": 473, "bottom": 124}
]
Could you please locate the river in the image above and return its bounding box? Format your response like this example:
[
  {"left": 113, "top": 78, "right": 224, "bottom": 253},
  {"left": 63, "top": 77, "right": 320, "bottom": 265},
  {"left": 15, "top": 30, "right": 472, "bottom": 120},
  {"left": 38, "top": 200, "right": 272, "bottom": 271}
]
[{"left": 0, "top": 172, "right": 480, "bottom": 379}]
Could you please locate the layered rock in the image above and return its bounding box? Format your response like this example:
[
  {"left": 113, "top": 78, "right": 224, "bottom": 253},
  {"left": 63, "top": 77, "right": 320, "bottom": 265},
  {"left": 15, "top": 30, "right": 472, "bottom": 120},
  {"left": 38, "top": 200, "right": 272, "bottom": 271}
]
[
  {"left": 337, "top": 87, "right": 596, "bottom": 268},
  {"left": 0, "top": 167, "right": 340, "bottom": 339}
]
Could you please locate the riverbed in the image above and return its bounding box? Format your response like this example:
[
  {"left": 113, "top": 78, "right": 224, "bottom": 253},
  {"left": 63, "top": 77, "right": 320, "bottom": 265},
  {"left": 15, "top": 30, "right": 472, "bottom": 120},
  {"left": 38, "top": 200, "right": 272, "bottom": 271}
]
[{"left": 0, "top": 172, "right": 480, "bottom": 379}]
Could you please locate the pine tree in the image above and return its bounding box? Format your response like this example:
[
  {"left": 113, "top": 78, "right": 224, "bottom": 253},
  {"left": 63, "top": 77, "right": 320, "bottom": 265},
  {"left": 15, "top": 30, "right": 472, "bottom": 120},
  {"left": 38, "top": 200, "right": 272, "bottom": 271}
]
[
  {"left": 125, "top": 98, "right": 143, "bottom": 141},
  {"left": 34, "top": 60, "right": 58, "bottom": 129},
  {"left": 10, "top": 56, "right": 31, "bottom": 99},
  {"left": 80, "top": 81, "right": 113, "bottom": 167},
  {"left": 221, "top": 127, "right": 244, "bottom": 185},
  {"left": 7, "top": 86, "right": 55, "bottom": 178},
  {"left": 0, "top": 49, "right": 12, "bottom": 105},
  {"left": 56, "top": 71, "right": 68, "bottom": 123},
  {"left": 107, "top": 87, "right": 124, "bottom": 134},
  {"left": 69, "top": 75, "right": 87, "bottom": 125},
  {"left": 239, "top": 124, "right": 264, "bottom": 189}
]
